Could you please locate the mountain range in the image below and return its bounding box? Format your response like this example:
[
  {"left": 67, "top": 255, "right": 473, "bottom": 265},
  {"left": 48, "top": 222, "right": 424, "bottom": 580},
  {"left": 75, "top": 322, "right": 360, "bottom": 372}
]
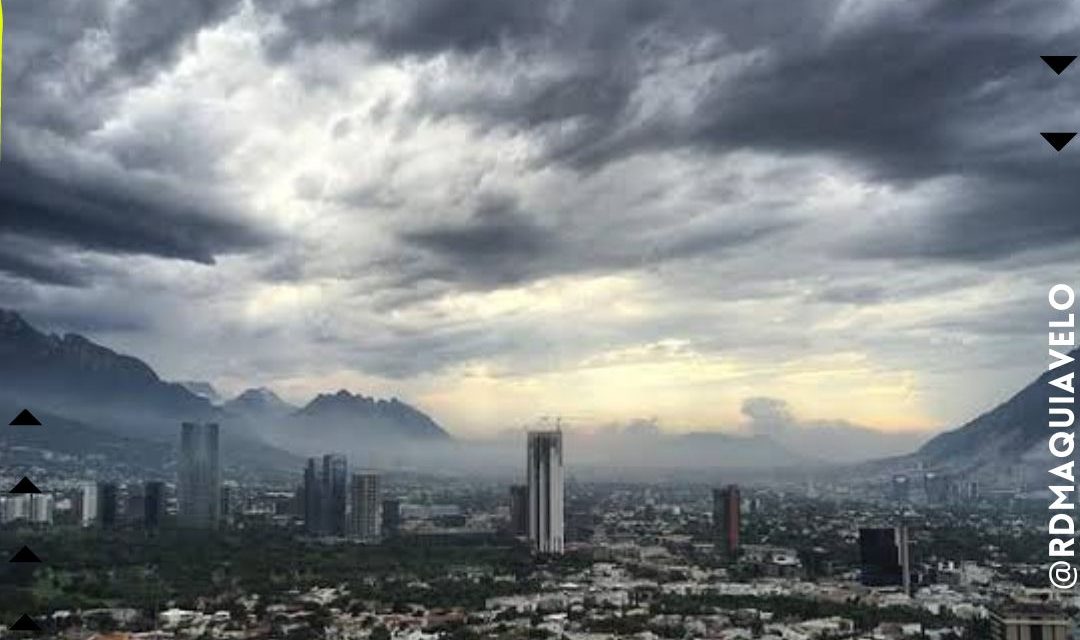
[
  {"left": 0, "top": 309, "right": 450, "bottom": 473},
  {"left": 906, "top": 347, "right": 1080, "bottom": 480},
  {"left": 0, "top": 307, "right": 1069, "bottom": 481}
]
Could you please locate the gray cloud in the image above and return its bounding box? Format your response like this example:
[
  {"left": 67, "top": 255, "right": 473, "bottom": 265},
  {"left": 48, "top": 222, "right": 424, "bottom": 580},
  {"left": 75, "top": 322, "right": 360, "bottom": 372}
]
[
  {"left": 0, "top": 0, "right": 269, "bottom": 286},
  {"left": 293, "top": 0, "right": 1080, "bottom": 263},
  {"left": 0, "top": 158, "right": 270, "bottom": 271}
]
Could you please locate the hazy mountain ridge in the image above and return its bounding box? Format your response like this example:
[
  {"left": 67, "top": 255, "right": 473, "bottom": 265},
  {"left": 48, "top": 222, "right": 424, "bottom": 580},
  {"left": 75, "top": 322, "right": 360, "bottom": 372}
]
[
  {"left": 296, "top": 389, "right": 450, "bottom": 440},
  {"left": 223, "top": 387, "right": 297, "bottom": 418},
  {"left": 180, "top": 380, "right": 224, "bottom": 405},
  {"left": 916, "top": 350, "right": 1080, "bottom": 465},
  {"left": 0, "top": 309, "right": 215, "bottom": 437},
  {"left": 0, "top": 310, "right": 451, "bottom": 468}
]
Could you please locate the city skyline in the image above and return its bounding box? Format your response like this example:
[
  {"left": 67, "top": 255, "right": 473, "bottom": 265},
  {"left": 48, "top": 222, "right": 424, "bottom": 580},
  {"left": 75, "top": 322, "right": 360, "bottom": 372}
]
[{"left": 2, "top": 0, "right": 1078, "bottom": 440}]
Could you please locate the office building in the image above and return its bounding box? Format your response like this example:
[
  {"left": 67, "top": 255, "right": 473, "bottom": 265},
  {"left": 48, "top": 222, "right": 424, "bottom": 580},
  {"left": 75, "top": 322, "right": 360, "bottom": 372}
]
[
  {"left": 179, "top": 422, "right": 221, "bottom": 528},
  {"left": 303, "top": 458, "right": 321, "bottom": 534},
  {"left": 125, "top": 489, "right": 145, "bottom": 527},
  {"left": 891, "top": 474, "right": 910, "bottom": 502},
  {"left": 527, "top": 430, "right": 564, "bottom": 555},
  {"left": 350, "top": 472, "right": 380, "bottom": 541},
  {"left": 509, "top": 484, "right": 528, "bottom": 536},
  {"left": 713, "top": 485, "right": 741, "bottom": 557},
  {"left": 145, "top": 481, "right": 166, "bottom": 529},
  {"left": 98, "top": 482, "right": 119, "bottom": 528},
  {"left": 322, "top": 454, "right": 348, "bottom": 535},
  {"left": 381, "top": 499, "right": 401, "bottom": 539},
  {"left": 80, "top": 482, "right": 98, "bottom": 527},
  {"left": 859, "top": 526, "right": 910, "bottom": 589}
]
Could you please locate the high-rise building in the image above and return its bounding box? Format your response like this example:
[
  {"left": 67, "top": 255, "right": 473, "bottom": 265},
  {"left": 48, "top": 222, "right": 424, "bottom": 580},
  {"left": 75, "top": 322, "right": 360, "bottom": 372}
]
[
  {"left": 381, "top": 499, "right": 401, "bottom": 539},
  {"left": 0, "top": 495, "right": 29, "bottom": 523},
  {"left": 145, "top": 481, "right": 166, "bottom": 529},
  {"left": 891, "top": 474, "right": 911, "bottom": 502},
  {"left": 350, "top": 472, "right": 380, "bottom": 541},
  {"left": 713, "top": 485, "right": 741, "bottom": 557},
  {"left": 221, "top": 483, "right": 235, "bottom": 525},
  {"left": 322, "top": 454, "right": 348, "bottom": 535},
  {"left": 509, "top": 484, "right": 528, "bottom": 536},
  {"left": 527, "top": 430, "right": 564, "bottom": 555},
  {"left": 303, "top": 458, "right": 322, "bottom": 535},
  {"left": 80, "top": 481, "right": 99, "bottom": 527},
  {"left": 858, "top": 526, "right": 910, "bottom": 588},
  {"left": 179, "top": 422, "right": 221, "bottom": 528},
  {"left": 29, "top": 494, "right": 53, "bottom": 525},
  {"left": 98, "top": 482, "right": 119, "bottom": 528},
  {"left": 125, "top": 489, "right": 145, "bottom": 527}
]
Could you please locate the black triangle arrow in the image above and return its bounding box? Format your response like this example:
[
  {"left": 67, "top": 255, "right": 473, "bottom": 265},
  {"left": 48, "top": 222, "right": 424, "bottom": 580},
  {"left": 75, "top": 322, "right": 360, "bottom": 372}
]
[
  {"left": 8, "top": 409, "right": 41, "bottom": 426},
  {"left": 1042, "top": 55, "right": 1077, "bottom": 74},
  {"left": 10, "top": 614, "right": 41, "bottom": 631},
  {"left": 9, "top": 546, "right": 41, "bottom": 563},
  {"left": 1042, "top": 132, "right": 1077, "bottom": 151},
  {"left": 9, "top": 478, "right": 40, "bottom": 494}
]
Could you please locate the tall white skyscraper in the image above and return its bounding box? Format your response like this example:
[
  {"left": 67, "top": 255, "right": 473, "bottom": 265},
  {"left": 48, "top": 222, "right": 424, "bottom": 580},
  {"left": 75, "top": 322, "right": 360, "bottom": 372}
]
[
  {"left": 80, "top": 481, "right": 98, "bottom": 527},
  {"left": 527, "top": 430, "right": 564, "bottom": 555}
]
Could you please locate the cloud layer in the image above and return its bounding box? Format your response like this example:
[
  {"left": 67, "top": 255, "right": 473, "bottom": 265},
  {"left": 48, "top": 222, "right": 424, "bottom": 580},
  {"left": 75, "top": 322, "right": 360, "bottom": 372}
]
[{"left": 2, "top": 0, "right": 1078, "bottom": 440}]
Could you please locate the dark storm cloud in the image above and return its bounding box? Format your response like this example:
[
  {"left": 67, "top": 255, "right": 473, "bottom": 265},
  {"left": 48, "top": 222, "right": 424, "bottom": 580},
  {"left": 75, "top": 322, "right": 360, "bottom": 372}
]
[
  {"left": 267, "top": 0, "right": 554, "bottom": 60},
  {"left": 0, "top": 0, "right": 267, "bottom": 286},
  {"left": 270, "top": 0, "right": 1080, "bottom": 264},
  {"left": 399, "top": 195, "right": 559, "bottom": 287},
  {"left": 0, "top": 242, "right": 88, "bottom": 287},
  {"left": 396, "top": 192, "right": 798, "bottom": 289},
  {"left": 0, "top": 159, "right": 270, "bottom": 270}
]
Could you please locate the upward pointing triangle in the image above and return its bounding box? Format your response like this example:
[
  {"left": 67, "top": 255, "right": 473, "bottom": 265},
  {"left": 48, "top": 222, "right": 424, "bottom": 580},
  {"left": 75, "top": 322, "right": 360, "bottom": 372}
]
[
  {"left": 1042, "top": 132, "right": 1077, "bottom": 151},
  {"left": 1042, "top": 55, "right": 1077, "bottom": 74},
  {"left": 10, "top": 614, "right": 42, "bottom": 631},
  {"left": 9, "top": 546, "right": 41, "bottom": 563},
  {"left": 8, "top": 409, "right": 41, "bottom": 426},
  {"left": 9, "top": 477, "right": 41, "bottom": 494}
]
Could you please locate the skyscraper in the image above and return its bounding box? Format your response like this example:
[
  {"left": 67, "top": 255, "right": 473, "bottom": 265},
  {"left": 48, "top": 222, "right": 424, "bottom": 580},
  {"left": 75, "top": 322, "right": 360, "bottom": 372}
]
[
  {"left": 179, "top": 422, "right": 221, "bottom": 529},
  {"left": 713, "top": 485, "right": 741, "bottom": 557},
  {"left": 98, "top": 482, "right": 119, "bottom": 528},
  {"left": 303, "top": 457, "right": 322, "bottom": 535},
  {"left": 381, "top": 499, "right": 401, "bottom": 539},
  {"left": 350, "top": 472, "right": 380, "bottom": 541},
  {"left": 80, "top": 481, "right": 98, "bottom": 528},
  {"left": 527, "top": 430, "right": 564, "bottom": 555},
  {"left": 858, "top": 526, "right": 910, "bottom": 589},
  {"left": 144, "top": 481, "right": 166, "bottom": 529},
  {"left": 509, "top": 484, "right": 528, "bottom": 536},
  {"left": 322, "top": 454, "right": 348, "bottom": 535}
]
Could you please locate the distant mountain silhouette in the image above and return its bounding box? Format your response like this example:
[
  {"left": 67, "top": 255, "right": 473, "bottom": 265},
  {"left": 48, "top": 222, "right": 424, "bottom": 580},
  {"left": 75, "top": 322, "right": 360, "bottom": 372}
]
[
  {"left": 0, "top": 309, "right": 214, "bottom": 438},
  {"left": 223, "top": 387, "right": 296, "bottom": 419},
  {"left": 179, "top": 380, "right": 224, "bottom": 405},
  {"left": 294, "top": 389, "right": 450, "bottom": 441},
  {"left": 0, "top": 310, "right": 451, "bottom": 466},
  {"left": 912, "top": 348, "right": 1080, "bottom": 476}
]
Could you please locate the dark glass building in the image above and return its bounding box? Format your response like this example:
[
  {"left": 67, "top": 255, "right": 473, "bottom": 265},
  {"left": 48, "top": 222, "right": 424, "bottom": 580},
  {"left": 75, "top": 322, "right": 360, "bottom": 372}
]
[
  {"left": 179, "top": 422, "right": 221, "bottom": 528},
  {"left": 713, "top": 485, "right": 741, "bottom": 557},
  {"left": 144, "top": 481, "right": 166, "bottom": 529}
]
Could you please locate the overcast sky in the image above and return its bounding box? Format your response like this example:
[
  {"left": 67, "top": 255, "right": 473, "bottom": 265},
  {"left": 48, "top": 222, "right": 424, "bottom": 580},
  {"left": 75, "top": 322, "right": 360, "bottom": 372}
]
[{"left": 2, "top": 0, "right": 1078, "bottom": 437}]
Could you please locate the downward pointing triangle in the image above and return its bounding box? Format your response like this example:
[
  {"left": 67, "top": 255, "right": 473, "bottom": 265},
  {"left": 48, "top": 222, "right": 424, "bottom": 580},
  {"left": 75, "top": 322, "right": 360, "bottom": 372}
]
[
  {"left": 1042, "top": 55, "right": 1077, "bottom": 74},
  {"left": 8, "top": 409, "right": 41, "bottom": 426},
  {"left": 1042, "top": 132, "right": 1077, "bottom": 151},
  {"left": 10, "top": 614, "right": 41, "bottom": 631},
  {"left": 9, "top": 546, "right": 41, "bottom": 563},
  {"left": 9, "top": 477, "right": 40, "bottom": 494}
]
